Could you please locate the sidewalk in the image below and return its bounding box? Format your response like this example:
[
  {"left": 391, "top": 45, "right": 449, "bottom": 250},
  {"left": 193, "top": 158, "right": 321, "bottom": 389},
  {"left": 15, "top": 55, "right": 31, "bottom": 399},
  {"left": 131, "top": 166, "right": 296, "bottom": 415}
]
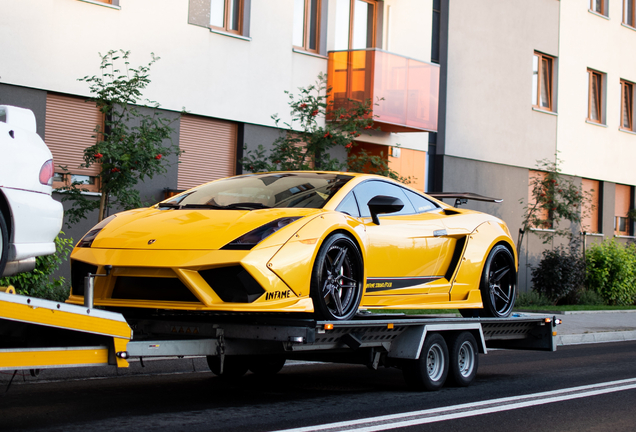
[{"left": 516, "top": 310, "right": 636, "bottom": 346}]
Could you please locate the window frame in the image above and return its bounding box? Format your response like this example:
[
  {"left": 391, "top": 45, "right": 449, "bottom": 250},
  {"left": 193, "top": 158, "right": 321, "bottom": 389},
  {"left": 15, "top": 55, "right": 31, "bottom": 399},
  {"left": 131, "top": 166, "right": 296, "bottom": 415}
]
[
  {"left": 620, "top": 79, "right": 634, "bottom": 131},
  {"left": 293, "top": 0, "right": 321, "bottom": 53},
  {"left": 587, "top": 69, "right": 605, "bottom": 124},
  {"left": 210, "top": 0, "right": 243, "bottom": 35},
  {"left": 624, "top": 0, "right": 636, "bottom": 26},
  {"left": 335, "top": 0, "right": 378, "bottom": 50},
  {"left": 591, "top": 0, "right": 607, "bottom": 16},
  {"left": 532, "top": 52, "right": 555, "bottom": 112}
]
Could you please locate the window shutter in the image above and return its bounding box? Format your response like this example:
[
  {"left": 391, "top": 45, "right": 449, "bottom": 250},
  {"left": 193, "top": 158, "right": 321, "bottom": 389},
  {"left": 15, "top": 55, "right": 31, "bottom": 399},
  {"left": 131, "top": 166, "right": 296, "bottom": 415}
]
[
  {"left": 178, "top": 114, "right": 237, "bottom": 190},
  {"left": 45, "top": 93, "right": 102, "bottom": 179}
]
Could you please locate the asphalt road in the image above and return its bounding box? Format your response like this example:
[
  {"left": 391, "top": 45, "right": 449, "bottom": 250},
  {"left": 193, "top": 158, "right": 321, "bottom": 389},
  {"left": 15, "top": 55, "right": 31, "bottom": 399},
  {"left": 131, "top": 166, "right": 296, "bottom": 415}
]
[{"left": 1, "top": 341, "right": 635, "bottom": 432}]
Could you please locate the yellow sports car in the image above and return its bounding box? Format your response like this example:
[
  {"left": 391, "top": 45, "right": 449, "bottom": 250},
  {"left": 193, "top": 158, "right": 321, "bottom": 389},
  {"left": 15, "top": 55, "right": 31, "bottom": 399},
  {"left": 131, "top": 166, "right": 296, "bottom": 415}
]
[{"left": 68, "top": 171, "right": 517, "bottom": 320}]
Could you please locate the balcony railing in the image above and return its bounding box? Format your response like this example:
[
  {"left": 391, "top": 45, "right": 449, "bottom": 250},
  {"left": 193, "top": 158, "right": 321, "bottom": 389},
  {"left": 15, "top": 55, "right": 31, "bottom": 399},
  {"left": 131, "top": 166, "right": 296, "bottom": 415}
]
[{"left": 327, "top": 49, "right": 439, "bottom": 133}]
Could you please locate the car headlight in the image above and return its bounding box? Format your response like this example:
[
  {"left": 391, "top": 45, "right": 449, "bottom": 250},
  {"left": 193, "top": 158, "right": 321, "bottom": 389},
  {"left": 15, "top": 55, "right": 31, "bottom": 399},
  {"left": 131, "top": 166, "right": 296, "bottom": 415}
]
[
  {"left": 77, "top": 215, "right": 117, "bottom": 248},
  {"left": 222, "top": 217, "right": 302, "bottom": 250}
]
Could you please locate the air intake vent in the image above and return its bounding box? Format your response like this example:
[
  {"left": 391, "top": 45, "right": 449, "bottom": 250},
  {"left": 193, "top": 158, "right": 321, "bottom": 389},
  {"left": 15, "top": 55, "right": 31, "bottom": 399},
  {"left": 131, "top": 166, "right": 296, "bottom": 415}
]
[
  {"left": 112, "top": 277, "right": 200, "bottom": 302},
  {"left": 199, "top": 266, "right": 265, "bottom": 303},
  {"left": 70, "top": 260, "right": 98, "bottom": 296}
]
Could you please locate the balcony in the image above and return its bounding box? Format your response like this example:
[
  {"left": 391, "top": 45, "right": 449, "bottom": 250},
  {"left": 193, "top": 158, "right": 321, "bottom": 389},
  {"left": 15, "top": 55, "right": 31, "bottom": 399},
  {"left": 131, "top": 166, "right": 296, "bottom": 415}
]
[{"left": 327, "top": 49, "right": 440, "bottom": 133}]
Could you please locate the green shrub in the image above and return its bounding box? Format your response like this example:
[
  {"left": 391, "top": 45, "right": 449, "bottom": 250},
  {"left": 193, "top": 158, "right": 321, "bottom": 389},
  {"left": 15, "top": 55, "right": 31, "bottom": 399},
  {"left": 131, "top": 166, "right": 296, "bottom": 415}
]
[
  {"left": 0, "top": 233, "right": 74, "bottom": 302},
  {"left": 585, "top": 240, "right": 636, "bottom": 306},
  {"left": 575, "top": 289, "right": 606, "bottom": 306},
  {"left": 515, "top": 291, "right": 553, "bottom": 307},
  {"left": 531, "top": 243, "right": 586, "bottom": 304}
]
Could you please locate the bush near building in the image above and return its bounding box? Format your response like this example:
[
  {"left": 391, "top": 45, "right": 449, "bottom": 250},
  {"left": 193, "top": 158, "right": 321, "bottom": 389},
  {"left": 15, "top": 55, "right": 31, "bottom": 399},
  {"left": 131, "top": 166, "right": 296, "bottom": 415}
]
[
  {"left": 531, "top": 242, "right": 586, "bottom": 305},
  {"left": 585, "top": 240, "right": 636, "bottom": 306}
]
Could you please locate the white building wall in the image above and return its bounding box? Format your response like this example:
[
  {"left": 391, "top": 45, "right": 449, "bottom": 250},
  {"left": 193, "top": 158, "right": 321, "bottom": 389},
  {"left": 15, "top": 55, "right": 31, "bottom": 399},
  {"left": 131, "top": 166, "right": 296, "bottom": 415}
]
[
  {"left": 442, "top": 0, "right": 560, "bottom": 169},
  {"left": 557, "top": 1, "right": 636, "bottom": 185}
]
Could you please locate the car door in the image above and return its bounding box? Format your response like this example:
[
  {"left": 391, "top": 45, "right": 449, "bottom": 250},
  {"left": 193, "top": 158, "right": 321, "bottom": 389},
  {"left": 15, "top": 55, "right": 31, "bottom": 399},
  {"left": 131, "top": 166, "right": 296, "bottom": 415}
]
[{"left": 341, "top": 180, "right": 454, "bottom": 303}]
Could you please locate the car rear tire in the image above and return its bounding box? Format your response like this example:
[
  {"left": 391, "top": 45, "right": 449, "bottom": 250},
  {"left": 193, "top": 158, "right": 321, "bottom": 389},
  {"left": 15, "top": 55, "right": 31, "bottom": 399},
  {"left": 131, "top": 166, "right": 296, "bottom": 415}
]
[
  {"left": 480, "top": 245, "right": 516, "bottom": 318},
  {"left": 447, "top": 331, "right": 479, "bottom": 387},
  {"left": 0, "top": 211, "right": 8, "bottom": 278},
  {"left": 402, "top": 332, "right": 449, "bottom": 391},
  {"left": 310, "top": 233, "right": 363, "bottom": 321}
]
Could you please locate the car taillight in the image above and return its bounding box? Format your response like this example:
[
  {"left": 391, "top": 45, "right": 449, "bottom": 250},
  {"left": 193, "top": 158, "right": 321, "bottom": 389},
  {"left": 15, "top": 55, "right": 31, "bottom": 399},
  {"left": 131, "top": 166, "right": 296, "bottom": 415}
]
[{"left": 39, "top": 159, "right": 54, "bottom": 186}]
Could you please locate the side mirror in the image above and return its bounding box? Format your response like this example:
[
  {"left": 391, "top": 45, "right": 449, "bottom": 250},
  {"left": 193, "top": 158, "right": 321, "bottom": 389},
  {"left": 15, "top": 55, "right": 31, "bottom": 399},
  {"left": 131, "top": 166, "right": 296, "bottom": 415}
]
[{"left": 367, "top": 195, "right": 404, "bottom": 225}]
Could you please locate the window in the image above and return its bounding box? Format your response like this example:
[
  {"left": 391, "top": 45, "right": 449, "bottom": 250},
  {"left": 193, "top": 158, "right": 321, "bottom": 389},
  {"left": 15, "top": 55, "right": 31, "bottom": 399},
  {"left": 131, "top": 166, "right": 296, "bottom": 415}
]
[
  {"left": 188, "top": 0, "right": 250, "bottom": 37},
  {"left": 45, "top": 94, "right": 103, "bottom": 193},
  {"left": 591, "top": 0, "right": 607, "bottom": 15},
  {"left": 615, "top": 184, "right": 633, "bottom": 236},
  {"left": 178, "top": 115, "right": 238, "bottom": 190},
  {"left": 293, "top": 0, "right": 321, "bottom": 52},
  {"left": 334, "top": 0, "right": 377, "bottom": 50},
  {"left": 582, "top": 179, "right": 601, "bottom": 233},
  {"left": 352, "top": 181, "right": 415, "bottom": 218},
  {"left": 210, "top": 0, "right": 242, "bottom": 33},
  {"left": 532, "top": 52, "right": 555, "bottom": 111},
  {"left": 587, "top": 69, "right": 604, "bottom": 124},
  {"left": 624, "top": 0, "right": 635, "bottom": 26},
  {"left": 620, "top": 79, "right": 634, "bottom": 131},
  {"left": 528, "top": 170, "right": 551, "bottom": 229}
]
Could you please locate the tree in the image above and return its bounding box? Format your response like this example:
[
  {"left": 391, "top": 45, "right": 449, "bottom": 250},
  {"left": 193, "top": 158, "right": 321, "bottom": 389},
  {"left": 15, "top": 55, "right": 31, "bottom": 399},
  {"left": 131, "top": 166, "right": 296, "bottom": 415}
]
[
  {"left": 242, "top": 73, "right": 408, "bottom": 182},
  {"left": 518, "top": 157, "right": 592, "bottom": 256},
  {"left": 57, "top": 50, "right": 181, "bottom": 226}
]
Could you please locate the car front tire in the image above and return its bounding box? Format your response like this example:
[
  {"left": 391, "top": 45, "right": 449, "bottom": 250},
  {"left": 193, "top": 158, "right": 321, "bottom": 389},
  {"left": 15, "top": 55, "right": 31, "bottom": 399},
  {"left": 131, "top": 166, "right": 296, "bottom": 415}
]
[{"left": 310, "top": 233, "right": 363, "bottom": 321}]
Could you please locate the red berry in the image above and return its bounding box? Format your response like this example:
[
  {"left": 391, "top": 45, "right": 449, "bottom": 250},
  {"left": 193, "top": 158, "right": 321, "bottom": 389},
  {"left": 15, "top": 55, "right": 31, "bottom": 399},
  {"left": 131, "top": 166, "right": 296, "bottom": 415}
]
[
  {"left": 300, "top": 103, "right": 308, "bottom": 109},
  {"left": 311, "top": 110, "right": 319, "bottom": 116},
  {"left": 112, "top": 167, "right": 120, "bottom": 173},
  {"left": 94, "top": 153, "right": 103, "bottom": 159},
  {"left": 155, "top": 154, "right": 162, "bottom": 160}
]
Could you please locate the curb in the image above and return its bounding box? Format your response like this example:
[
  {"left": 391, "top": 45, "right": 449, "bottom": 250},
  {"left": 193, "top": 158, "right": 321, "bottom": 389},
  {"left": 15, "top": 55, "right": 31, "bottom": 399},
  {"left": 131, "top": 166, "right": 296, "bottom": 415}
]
[
  {"left": 516, "top": 309, "right": 636, "bottom": 315},
  {"left": 556, "top": 330, "right": 636, "bottom": 346}
]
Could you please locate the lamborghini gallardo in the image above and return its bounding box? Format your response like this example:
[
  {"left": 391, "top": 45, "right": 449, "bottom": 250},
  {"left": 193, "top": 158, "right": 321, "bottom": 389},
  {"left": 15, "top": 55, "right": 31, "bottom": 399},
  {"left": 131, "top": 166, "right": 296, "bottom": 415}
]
[{"left": 68, "top": 171, "right": 517, "bottom": 320}]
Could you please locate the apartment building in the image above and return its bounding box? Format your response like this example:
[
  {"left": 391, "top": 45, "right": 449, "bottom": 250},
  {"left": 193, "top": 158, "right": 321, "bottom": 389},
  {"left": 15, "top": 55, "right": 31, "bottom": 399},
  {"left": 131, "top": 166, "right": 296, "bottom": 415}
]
[
  {"left": 0, "top": 0, "right": 437, "bottom": 246},
  {"left": 434, "top": 0, "right": 636, "bottom": 289}
]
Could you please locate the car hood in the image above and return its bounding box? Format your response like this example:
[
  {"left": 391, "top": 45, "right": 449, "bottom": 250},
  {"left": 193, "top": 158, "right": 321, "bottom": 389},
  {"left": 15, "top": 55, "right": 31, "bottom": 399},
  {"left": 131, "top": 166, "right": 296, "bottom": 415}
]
[{"left": 90, "top": 207, "right": 322, "bottom": 250}]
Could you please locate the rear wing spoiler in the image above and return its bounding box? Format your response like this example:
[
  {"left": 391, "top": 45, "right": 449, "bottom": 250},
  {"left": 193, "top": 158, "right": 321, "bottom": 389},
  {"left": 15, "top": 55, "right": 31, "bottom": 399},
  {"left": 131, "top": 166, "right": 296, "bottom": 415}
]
[{"left": 427, "top": 192, "right": 503, "bottom": 208}]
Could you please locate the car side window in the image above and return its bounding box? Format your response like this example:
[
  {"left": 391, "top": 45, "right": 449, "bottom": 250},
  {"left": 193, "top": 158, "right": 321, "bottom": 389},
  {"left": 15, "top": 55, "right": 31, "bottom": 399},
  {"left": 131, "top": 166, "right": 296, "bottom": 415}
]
[
  {"left": 404, "top": 189, "right": 438, "bottom": 213},
  {"left": 352, "top": 181, "right": 416, "bottom": 217},
  {"left": 336, "top": 192, "right": 361, "bottom": 217}
]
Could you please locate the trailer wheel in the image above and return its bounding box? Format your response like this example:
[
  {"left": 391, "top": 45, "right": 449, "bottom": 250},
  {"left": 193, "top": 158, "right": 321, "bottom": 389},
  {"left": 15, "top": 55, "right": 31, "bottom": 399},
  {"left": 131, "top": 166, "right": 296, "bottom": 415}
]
[
  {"left": 403, "top": 332, "right": 449, "bottom": 391},
  {"left": 248, "top": 356, "right": 286, "bottom": 376},
  {"left": 310, "top": 233, "right": 363, "bottom": 321},
  {"left": 207, "top": 355, "right": 249, "bottom": 379},
  {"left": 447, "top": 332, "right": 479, "bottom": 387}
]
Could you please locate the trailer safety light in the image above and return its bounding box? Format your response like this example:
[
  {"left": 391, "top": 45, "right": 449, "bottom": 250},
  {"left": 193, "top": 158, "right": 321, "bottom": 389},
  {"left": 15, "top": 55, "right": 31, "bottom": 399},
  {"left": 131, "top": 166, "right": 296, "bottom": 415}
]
[
  {"left": 553, "top": 318, "right": 562, "bottom": 326},
  {"left": 324, "top": 323, "right": 334, "bottom": 330},
  {"left": 116, "top": 351, "right": 129, "bottom": 359},
  {"left": 387, "top": 323, "right": 394, "bottom": 329},
  {"left": 553, "top": 332, "right": 557, "bottom": 336},
  {"left": 544, "top": 318, "right": 551, "bottom": 323}
]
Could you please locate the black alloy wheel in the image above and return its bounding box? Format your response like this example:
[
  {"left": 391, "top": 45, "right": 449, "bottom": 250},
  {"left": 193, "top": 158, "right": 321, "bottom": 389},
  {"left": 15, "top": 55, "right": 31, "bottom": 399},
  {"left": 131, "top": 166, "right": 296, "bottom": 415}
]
[
  {"left": 480, "top": 245, "right": 516, "bottom": 317},
  {"left": 310, "top": 233, "right": 363, "bottom": 321}
]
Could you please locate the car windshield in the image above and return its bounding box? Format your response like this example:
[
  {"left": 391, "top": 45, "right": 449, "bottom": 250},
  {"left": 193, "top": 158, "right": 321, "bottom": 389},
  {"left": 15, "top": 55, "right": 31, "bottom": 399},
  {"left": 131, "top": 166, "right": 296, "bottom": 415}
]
[{"left": 162, "top": 173, "right": 354, "bottom": 210}]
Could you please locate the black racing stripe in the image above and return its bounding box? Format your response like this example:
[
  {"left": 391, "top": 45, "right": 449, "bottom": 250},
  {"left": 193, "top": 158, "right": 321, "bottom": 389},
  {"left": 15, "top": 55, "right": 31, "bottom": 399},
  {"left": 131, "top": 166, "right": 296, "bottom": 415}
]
[{"left": 365, "top": 276, "right": 442, "bottom": 293}]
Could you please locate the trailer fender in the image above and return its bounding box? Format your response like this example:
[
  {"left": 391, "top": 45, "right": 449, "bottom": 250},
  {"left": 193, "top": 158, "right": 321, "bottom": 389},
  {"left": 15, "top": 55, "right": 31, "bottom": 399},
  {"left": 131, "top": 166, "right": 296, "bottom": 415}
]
[{"left": 387, "top": 323, "right": 487, "bottom": 359}]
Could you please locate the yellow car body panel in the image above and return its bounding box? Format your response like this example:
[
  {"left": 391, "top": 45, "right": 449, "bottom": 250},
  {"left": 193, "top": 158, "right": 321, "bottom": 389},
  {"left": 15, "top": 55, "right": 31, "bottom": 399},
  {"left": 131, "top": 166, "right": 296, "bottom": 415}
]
[{"left": 67, "top": 171, "right": 517, "bottom": 318}]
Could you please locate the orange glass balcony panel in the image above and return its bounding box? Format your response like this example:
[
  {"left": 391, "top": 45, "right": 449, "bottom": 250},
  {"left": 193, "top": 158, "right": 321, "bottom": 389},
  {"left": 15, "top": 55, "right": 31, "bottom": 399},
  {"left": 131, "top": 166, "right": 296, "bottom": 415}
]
[{"left": 328, "top": 49, "right": 439, "bottom": 133}]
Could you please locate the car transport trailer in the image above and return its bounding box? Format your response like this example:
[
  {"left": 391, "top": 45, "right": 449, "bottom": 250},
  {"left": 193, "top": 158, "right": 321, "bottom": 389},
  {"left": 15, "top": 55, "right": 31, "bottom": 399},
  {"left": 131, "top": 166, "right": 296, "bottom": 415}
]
[{"left": 0, "top": 287, "right": 560, "bottom": 391}]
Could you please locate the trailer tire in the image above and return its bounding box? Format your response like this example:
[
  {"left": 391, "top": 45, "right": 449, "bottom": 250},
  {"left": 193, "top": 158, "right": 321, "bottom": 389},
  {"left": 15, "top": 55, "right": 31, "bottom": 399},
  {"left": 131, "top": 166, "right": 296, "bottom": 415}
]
[
  {"left": 207, "top": 355, "right": 249, "bottom": 379},
  {"left": 403, "top": 332, "right": 449, "bottom": 391},
  {"left": 447, "top": 332, "right": 478, "bottom": 387},
  {"left": 249, "top": 356, "right": 286, "bottom": 376}
]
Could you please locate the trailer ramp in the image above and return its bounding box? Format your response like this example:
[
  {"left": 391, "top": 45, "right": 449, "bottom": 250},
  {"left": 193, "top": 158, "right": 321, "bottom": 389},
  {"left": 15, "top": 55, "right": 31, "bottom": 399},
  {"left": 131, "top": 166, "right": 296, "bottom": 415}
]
[{"left": 0, "top": 290, "right": 131, "bottom": 371}]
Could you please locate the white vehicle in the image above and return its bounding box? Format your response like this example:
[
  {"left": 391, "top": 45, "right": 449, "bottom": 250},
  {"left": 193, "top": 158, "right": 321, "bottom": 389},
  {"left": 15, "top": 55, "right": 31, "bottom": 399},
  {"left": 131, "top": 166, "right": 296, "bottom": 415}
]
[{"left": 0, "top": 105, "right": 64, "bottom": 277}]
